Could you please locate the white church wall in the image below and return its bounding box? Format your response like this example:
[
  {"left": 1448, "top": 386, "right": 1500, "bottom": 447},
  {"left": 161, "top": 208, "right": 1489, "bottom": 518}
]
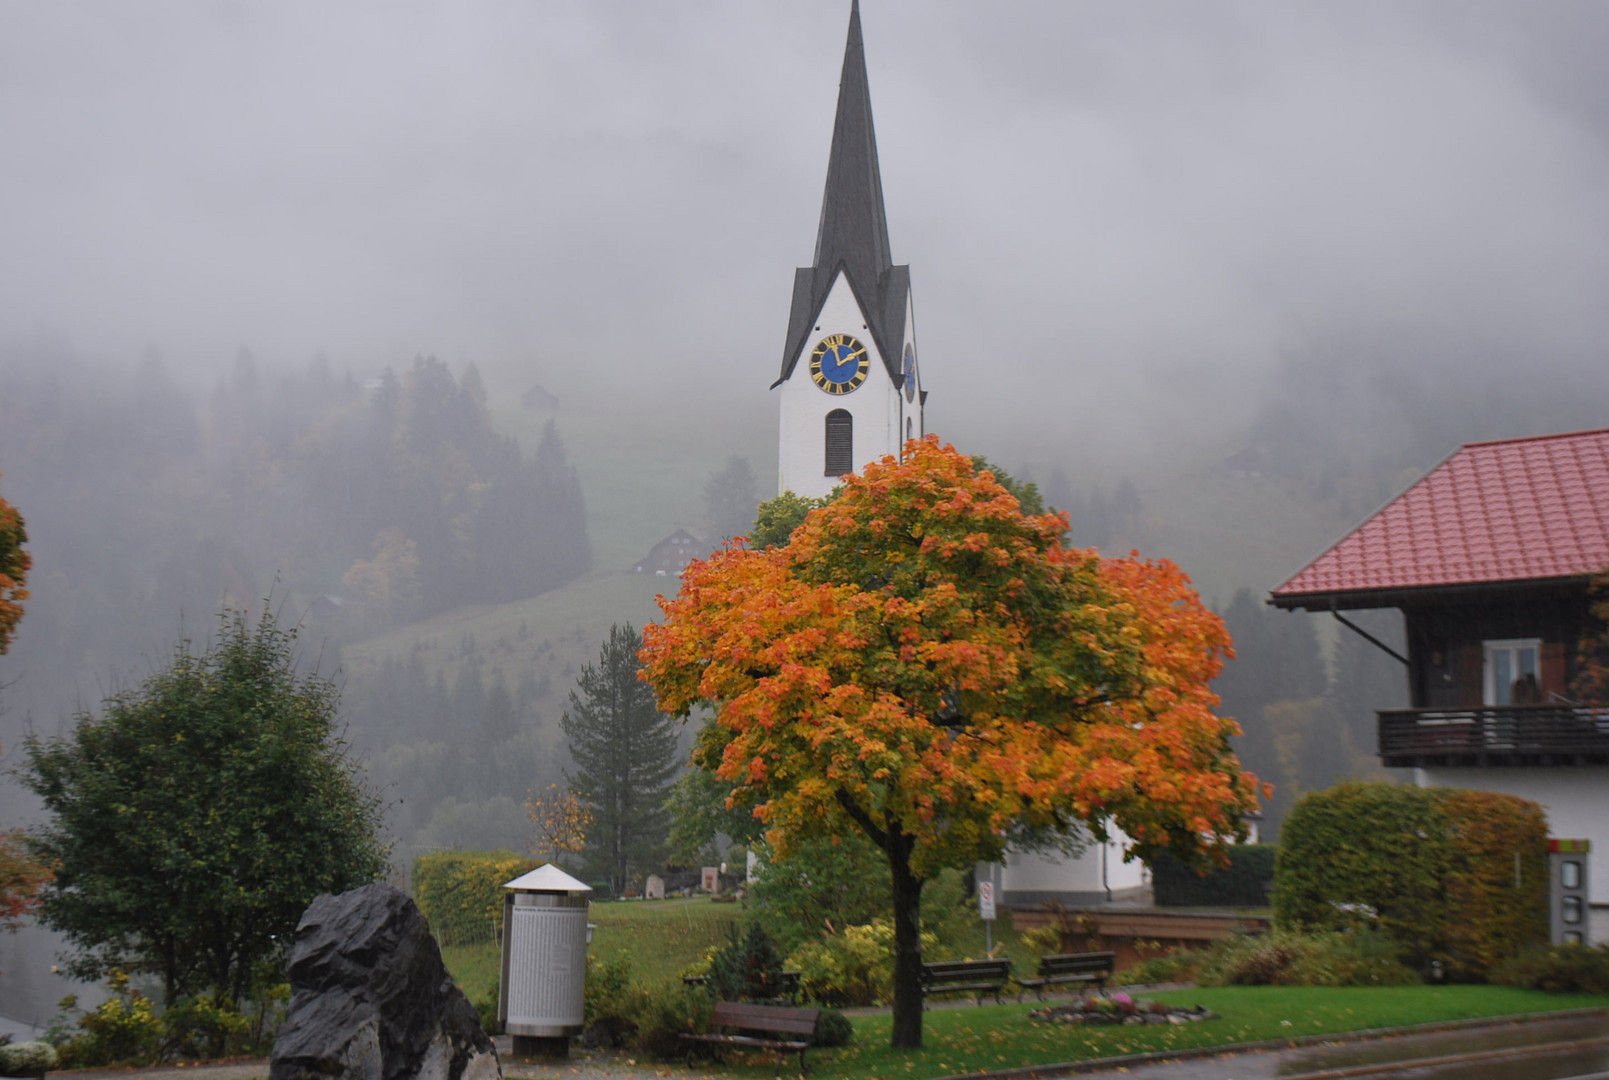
[
  {"left": 778, "top": 273, "right": 905, "bottom": 500},
  {"left": 999, "top": 835, "right": 1148, "bottom": 908},
  {"left": 1418, "top": 765, "right": 1609, "bottom": 945}
]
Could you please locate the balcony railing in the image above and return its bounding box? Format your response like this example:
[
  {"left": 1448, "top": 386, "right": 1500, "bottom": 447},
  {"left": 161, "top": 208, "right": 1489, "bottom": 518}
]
[{"left": 1379, "top": 705, "right": 1609, "bottom": 768}]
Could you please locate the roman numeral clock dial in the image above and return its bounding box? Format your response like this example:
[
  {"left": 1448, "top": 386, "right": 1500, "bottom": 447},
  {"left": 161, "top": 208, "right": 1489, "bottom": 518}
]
[{"left": 809, "top": 334, "right": 870, "bottom": 395}]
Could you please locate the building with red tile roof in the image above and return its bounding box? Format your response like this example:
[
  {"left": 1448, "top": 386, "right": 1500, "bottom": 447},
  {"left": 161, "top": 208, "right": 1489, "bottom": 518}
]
[
  {"left": 1271, "top": 426, "right": 1609, "bottom": 943},
  {"left": 1272, "top": 427, "right": 1609, "bottom": 609}
]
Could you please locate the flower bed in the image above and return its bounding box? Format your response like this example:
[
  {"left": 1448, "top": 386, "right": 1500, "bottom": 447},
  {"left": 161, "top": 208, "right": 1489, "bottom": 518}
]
[{"left": 1028, "top": 991, "right": 1214, "bottom": 1027}]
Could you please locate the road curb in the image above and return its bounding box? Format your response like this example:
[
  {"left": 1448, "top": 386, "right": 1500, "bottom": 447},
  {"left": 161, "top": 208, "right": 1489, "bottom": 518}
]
[{"left": 925, "top": 1006, "right": 1609, "bottom": 1080}]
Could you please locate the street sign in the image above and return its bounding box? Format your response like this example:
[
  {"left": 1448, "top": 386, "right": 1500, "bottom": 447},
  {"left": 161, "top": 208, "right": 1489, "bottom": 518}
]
[{"left": 978, "top": 881, "right": 996, "bottom": 921}]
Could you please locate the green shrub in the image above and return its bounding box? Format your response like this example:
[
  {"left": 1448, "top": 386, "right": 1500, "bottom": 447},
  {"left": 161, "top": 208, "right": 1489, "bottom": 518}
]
[
  {"left": 411, "top": 850, "right": 535, "bottom": 946},
  {"left": 48, "top": 971, "right": 162, "bottom": 1068},
  {"left": 1115, "top": 930, "right": 1419, "bottom": 988},
  {"left": 584, "top": 952, "right": 641, "bottom": 1027},
  {"left": 1273, "top": 782, "right": 1547, "bottom": 978},
  {"left": 812, "top": 1008, "right": 853, "bottom": 1048},
  {"left": 1152, "top": 844, "right": 1276, "bottom": 908},
  {"left": 0, "top": 1041, "right": 57, "bottom": 1076},
  {"left": 631, "top": 985, "right": 711, "bottom": 1060},
  {"left": 1111, "top": 948, "right": 1200, "bottom": 987},
  {"left": 158, "top": 995, "right": 251, "bottom": 1060},
  {"left": 1490, "top": 943, "right": 1609, "bottom": 994},
  {"left": 749, "top": 833, "right": 891, "bottom": 954},
  {"left": 45, "top": 970, "right": 285, "bottom": 1068},
  {"left": 787, "top": 920, "right": 937, "bottom": 1006},
  {"left": 708, "top": 922, "right": 790, "bottom": 1003},
  {"left": 471, "top": 978, "right": 500, "bottom": 1035}
]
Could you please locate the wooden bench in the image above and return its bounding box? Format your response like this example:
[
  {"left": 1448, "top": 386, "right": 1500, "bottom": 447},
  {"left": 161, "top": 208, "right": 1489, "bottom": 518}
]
[
  {"left": 680, "top": 971, "right": 803, "bottom": 1004},
  {"left": 1015, "top": 951, "right": 1115, "bottom": 1001},
  {"left": 680, "top": 1000, "right": 821, "bottom": 1073},
  {"left": 919, "top": 958, "right": 1014, "bottom": 1006}
]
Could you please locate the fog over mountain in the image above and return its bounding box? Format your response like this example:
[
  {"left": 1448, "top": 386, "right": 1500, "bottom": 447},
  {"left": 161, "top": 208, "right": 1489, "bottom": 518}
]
[
  {"left": 2, "top": 0, "right": 1608, "bottom": 1019},
  {"left": 3, "top": 2, "right": 1608, "bottom": 465}
]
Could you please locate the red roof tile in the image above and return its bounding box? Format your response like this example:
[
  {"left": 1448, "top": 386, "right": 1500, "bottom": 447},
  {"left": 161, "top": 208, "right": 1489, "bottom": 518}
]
[{"left": 1272, "top": 427, "right": 1609, "bottom": 602}]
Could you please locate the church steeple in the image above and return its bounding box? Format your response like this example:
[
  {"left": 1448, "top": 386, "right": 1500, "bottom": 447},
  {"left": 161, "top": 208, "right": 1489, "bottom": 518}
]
[
  {"left": 773, "top": 1, "right": 921, "bottom": 501},
  {"left": 813, "top": 0, "right": 892, "bottom": 293},
  {"left": 776, "top": 0, "right": 910, "bottom": 389}
]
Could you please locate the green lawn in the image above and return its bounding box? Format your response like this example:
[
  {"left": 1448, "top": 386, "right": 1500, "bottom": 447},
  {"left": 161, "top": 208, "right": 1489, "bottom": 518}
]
[
  {"left": 441, "top": 896, "right": 746, "bottom": 996},
  {"left": 720, "top": 986, "right": 1609, "bottom": 1080},
  {"left": 588, "top": 897, "right": 745, "bottom": 985}
]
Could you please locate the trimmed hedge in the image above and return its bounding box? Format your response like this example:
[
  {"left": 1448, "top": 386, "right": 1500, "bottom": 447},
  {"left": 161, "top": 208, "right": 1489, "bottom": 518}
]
[
  {"left": 1152, "top": 844, "right": 1276, "bottom": 908},
  {"left": 412, "top": 850, "right": 536, "bottom": 946},
  {"left": 1273, "top": 782, "right": 1548, "bottom": 979}
]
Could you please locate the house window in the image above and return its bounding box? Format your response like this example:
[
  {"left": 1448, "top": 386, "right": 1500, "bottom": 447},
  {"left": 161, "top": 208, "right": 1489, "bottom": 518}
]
[
  {"left": 825, "top": 409, "right": 852, "bottom": 476},
  {"left": 1563, "top": 861, "right": 1583, "bottom": 890},
  {"left": 1483, "top": 639, "right": 1540, "bottom": 705},
  {"left": 1563, "top": 896, "right": 1584, "bottom": 925}
]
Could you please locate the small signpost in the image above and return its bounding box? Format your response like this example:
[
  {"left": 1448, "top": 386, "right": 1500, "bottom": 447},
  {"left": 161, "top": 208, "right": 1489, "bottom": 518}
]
[{"left": 978, "top": 880, "right": 996, "bottom": 952}]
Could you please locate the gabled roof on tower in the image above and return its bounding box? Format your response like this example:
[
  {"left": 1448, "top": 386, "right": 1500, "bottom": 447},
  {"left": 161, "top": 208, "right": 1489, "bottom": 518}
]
[{"left": 776, "top": 0, "right": 910, "bottom": 389}]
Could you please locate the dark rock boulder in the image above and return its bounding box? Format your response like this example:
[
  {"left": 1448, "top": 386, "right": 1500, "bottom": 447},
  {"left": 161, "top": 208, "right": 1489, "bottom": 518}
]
[{"left": 270, "top": 882, "right": 500, "bottom": 1080}]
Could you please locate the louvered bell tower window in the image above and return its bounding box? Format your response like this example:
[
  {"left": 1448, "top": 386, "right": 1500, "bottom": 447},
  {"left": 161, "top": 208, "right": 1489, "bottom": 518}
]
[{"left": 825, "top": 409, "right": 853, "bottom": 476}]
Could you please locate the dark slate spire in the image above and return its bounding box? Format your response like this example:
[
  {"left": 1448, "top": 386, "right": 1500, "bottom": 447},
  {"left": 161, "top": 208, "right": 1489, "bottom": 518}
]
[
  {"left": 813, "top": 0, "right": 891, "bottom": 288},
  {"left": 777, "top": 0, "right": 910, "bottom": 388}
]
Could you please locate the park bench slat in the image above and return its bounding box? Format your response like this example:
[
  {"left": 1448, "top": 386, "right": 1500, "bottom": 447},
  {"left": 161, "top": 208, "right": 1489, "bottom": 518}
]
[
  {"left": 1015, "top": 951, "right": 1115, "bottom": 1001},
  {"left": 919, "top": 958, "right": 1014, "bottom": 1006},
  {"left": 680, "top": 1000, "right": 821, "bottom": 1074}
]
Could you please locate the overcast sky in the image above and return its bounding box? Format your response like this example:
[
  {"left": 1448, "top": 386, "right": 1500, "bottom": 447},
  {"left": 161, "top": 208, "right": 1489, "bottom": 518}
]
[{"left": 4, "top": 1, "right": 1608, "bottom": 462}]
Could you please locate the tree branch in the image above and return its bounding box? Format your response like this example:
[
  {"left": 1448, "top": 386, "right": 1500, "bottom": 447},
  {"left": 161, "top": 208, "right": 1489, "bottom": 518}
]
[{"left": 835, "top": 789, "right": 889, "bottom": 850}]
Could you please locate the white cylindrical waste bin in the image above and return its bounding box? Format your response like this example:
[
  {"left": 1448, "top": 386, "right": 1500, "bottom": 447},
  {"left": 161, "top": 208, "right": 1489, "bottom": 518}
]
[{"left": 498, "top": 864, "right": 592, "bottom": 1055}]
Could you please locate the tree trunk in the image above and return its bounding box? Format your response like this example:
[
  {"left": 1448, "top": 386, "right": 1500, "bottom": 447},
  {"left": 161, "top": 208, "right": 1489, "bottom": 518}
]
[{"left": 887, "top": 828, "right": 925, "bottom": 1049}]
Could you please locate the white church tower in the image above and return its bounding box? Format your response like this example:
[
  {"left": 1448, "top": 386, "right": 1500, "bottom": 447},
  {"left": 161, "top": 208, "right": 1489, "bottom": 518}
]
[{"left": 775, "top": 1, "right": 923, "bottom": 500}]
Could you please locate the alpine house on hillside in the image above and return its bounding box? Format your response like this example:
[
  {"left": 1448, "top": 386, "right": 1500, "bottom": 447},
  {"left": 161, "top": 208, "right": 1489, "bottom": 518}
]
[{"left": 1270, "top": 426, "right": 1609, "bottom": 941}]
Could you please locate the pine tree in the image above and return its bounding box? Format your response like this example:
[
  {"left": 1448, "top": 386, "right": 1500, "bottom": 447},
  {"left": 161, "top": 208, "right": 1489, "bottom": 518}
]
[
  {"left": 561, "top": 624, "right": 680, "bottom": 893},
  {"left": 703, "top": 455, "right": 760, "bottom": 543}
]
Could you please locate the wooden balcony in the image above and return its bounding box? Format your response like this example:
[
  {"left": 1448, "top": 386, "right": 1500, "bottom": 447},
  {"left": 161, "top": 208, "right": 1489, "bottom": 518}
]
[{"left": 1379, "top": 706, "right": 1609, "bottom": 768}]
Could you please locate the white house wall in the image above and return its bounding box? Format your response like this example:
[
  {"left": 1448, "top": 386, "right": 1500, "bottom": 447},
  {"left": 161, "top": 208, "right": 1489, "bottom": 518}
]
[
  {"left": 1418, "top": 765, "right": 1609, "bottom": 944},
  {"left": 999, "top": 835, "right": 1147, "bottom": 908},
  {"left": 777, "top": 272, "right": 907, "bottom": 500}
]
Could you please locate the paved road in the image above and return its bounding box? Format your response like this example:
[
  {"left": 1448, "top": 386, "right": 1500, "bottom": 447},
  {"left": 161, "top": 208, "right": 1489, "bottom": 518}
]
[
  {"left": 1026, "top": 1011, "right": 1609, "bottom": 1080},
  {"left": 38, "top": 1012, "right": 1609, "bottom": 1080}
]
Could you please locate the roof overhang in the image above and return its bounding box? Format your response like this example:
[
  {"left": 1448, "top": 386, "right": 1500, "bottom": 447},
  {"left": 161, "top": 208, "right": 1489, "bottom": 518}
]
[{"left": 1269, "top": 573, "right": 1594, "bottom": 613}]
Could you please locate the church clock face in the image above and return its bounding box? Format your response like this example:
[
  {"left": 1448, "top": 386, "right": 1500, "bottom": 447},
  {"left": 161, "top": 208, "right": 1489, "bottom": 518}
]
[{"left": 810, "top": 334, "right": 870, "bottom": 395}]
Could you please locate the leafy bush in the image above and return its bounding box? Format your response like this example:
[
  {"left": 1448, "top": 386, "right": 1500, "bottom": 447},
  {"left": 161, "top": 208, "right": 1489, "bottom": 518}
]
[
  {"left": 1152, "top": 845, "right": 1276, "bottom": 908},
  {"left": 812, "top": 1008, "right": 853, "bottom": 1048},
  {"left": 1019, "top": 923, "right": 1064, "bottom": 957},
  {"left": 1274, "top": 783, "right": 1547, "bottom": 978},
  {"left": 0, "top": 1041, "right": 57, "bottom": 1076},
  {"left": 1490, "top": 943, "right": 1609, "bottom": 994},
  {"left": 749, "top": 833, "right": 891, "bottom": 954},
  {"left": 411, "top": 850, "right": 535, "bottom": 946},
  {"left": 584, "top": 952, "right": 641, "bottom": 1028},
  {"left": 630, "top": 985, "right": 711, "bottom": 1060},
  {"left": 1111, "top": 948, "right": 1199, "bottom": 987},
  {"left": 1115, "top": 930, "right": 1419, "bottom": 988},
  {"left": 158, "top": 995, "right": 251, "bottom": 1061},
  {"left": 471, "top": 978, "right": 500, "bottom": 1036},
  {"left": 788, "top": 920, "right": 937, "bottom": 1007},
  {"left": 708, "top": 922, "right": 790, "bottom": 1003},
  {"left": 48, "top": 972, "right": 161, "bottom": 1067}
]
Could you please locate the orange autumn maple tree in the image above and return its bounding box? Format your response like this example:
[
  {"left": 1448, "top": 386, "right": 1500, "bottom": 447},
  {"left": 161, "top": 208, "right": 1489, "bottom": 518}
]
[
  {"left": 0, "top": 478, "right": 48, "bottom": 928},
  {"left": 0, "top": 473, "right": 28, "bottom": 657},
  {"left": 639, "top": 438, "right": 1261, "bottom": 1048}
]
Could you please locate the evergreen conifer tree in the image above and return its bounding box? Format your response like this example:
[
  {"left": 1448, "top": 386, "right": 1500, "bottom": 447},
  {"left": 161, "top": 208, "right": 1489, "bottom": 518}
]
[{"left": 561, "top": 624, "right": 679, "bottom": 893}]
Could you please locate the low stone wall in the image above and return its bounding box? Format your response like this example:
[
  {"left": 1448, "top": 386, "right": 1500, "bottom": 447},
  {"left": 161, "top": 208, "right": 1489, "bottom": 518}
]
[{"left": 1009, "top": 906, "right": 1272, "bottom": 971}]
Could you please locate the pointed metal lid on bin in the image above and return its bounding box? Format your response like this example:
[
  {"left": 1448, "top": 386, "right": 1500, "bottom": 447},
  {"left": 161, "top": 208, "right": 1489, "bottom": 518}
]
[{"left": 503, "top": 864, "right": 592, "bottom": 893}]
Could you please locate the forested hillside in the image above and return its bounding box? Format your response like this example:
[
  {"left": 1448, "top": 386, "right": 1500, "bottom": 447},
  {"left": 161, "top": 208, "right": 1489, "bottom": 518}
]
[
  {"left": 4, "top": 325, "right": 1607, "bottom": 854},
  {"left": 0, "top": 339, "right": 588, "bottom": 775}
]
